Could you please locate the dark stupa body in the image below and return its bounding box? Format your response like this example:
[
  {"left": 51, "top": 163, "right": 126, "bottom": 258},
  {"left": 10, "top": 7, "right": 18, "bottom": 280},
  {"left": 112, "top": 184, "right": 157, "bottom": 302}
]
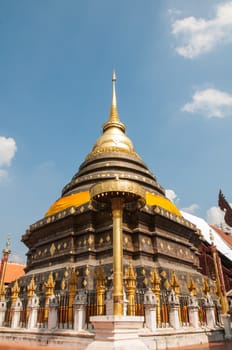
[{"left": 21, "top": 73, "right": 202, "bottom": 295}]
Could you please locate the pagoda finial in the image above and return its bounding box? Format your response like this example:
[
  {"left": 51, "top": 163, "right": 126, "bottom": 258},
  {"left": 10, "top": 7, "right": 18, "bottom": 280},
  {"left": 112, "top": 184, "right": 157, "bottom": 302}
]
[
  {"left": 0, "top": 235, "right": 11, "bottom": 299},
  {"left": 6, "top": 235, "right": 10, "bottom": 249},
  {"left": 103, "top": 70, "right": 125, "bottom": 132},
  {"left": 112, "top": 69, "right": 117, "bottom": 106},
  {"left": 86, "top": 71, "right": 137, "bottom": 160}
]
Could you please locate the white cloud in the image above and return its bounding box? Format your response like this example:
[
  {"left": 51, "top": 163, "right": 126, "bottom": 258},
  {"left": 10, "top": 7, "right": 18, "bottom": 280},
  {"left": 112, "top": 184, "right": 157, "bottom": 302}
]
[
  {"left": 182, "top": 88, "right": 232, "bottom": 118},
  {"left": 0, "top": 136, "right": 17, "bottom": 182},
  {"left": 206, "top": 204, "right": 232, "bottom": 227},
  {"left": 165, "top": 189, "right": 178, "bottom": 202},
  {"left": 166, "top": 189, "right": 199, "bottom": 215},
  {"left": 181, "top": 203, "right": 199, "bottom": 214},
  {"left": 171, "top": 2, "right": 232, "bottom": 58},
  {"left": 207, "top": 206, "right": 224, "bottom": 225},
  {"left": 0, "top": 136, "right": 17, "bottom": 166}
]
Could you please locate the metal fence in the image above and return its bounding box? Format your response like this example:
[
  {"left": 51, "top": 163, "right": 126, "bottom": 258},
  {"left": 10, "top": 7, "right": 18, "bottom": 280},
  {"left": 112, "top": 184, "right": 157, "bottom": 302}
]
[{"left": 2, "top": 289, "right": 221, "bottom": 329}]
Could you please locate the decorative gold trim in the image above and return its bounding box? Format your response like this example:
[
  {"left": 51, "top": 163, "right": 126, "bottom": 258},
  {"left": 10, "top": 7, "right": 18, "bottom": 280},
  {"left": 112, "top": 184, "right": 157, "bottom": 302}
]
[
  {"left": 90, "top": 179, "right": 145, "bottom": 205},
  {"left": 86, "top": 147, "right": 140, "bottom": 160},
  {"left": 50, "top": 243, "right": 56, "bottom": 256}
]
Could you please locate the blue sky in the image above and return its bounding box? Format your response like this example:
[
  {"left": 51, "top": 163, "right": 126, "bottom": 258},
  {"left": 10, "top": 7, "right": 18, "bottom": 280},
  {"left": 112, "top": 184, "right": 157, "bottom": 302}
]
[{"left": 1, "top": 0, "right": 232, "bottom": 262}]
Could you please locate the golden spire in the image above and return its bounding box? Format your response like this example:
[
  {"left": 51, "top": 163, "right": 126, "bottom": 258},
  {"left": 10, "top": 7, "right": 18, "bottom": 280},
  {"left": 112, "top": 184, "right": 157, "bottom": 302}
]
[
  {"left": 103, "top": 70, "right": 125, "bottom": 133},
  {"left": 125, "top": 261, "right": 137, "bottom": 316},
  {"left": 187, "top": 275, "right": 197, "bottom": 296},
  {"left": 0, "top": 235, "right": 11, "bottom": 299},
  {"left": 27, "top": 275, "right": 36, "bottom": 298},
  {"left": 170, "top": 271, "right": 180, "bottom": 296},
  {"left": 11, "top": 280, "right": 20, "bottom": 304},
  {"left": 95, "top": 263, "right": 106, "bottom": 316},
  {"left": 87, "top": 71, "right": 138, "bottom": 160}
]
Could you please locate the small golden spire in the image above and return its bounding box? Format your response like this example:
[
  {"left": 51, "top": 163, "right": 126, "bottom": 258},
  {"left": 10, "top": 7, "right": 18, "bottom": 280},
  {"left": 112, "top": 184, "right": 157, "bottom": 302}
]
[
  {"left": 202, "top": 276, "right": 210, "bottom": 296},
  {"left": 187, "top": 275, "right": 197, "bottom": 296},
  {"left": 11, "top": 280, "right": 20, "bottom": 304},
  {"left": 27, "top": 275, "right": 36, "bottom": 298},
  {"left": 170, "top": 271, "right": 180, "bottom": 295},
  {"left": 124, "top": 261, "right": 137, "bottom": 316},
  {"left": 0, "top": 235, "right": 11, "bottom": 299},
  {"left": 87, "top": 71, "right": 138, "bottom": 160},
  {"left": 103, "top": 70, "right": 125, "bottom": 132}
]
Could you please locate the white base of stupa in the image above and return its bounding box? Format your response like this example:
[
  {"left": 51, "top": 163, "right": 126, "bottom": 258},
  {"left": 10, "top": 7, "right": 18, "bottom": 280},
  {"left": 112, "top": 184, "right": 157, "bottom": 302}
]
[{"left": 86, "top": 315, "right": 148, "bottom": 350}]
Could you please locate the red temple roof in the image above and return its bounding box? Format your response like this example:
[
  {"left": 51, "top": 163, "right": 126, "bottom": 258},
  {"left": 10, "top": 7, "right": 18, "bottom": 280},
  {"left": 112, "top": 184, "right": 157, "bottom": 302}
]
[
  {"left": 0, "top": 262, "right": 25, "bottom": 284},
  {"left": 210, "top": 225, "right": 232, "bottom": 249}
]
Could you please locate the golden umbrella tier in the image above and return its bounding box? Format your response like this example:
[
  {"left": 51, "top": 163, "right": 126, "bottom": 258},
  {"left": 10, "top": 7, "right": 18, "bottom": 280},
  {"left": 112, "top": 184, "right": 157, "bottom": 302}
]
[{"left": 90, "top": 178, "right": 146, "bottom": 205}]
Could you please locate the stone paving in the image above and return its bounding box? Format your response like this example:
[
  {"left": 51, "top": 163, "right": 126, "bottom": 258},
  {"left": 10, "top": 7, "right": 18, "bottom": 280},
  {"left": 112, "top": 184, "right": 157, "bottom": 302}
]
[
  {"left": 0, "top": 343, "right": 60, "bottom": 350},
  {"left": 169, "top": 341, "right": 232, "bottom": 350},
  {"left": 0, "top": 341, "right": 232, "bottom": 350}
]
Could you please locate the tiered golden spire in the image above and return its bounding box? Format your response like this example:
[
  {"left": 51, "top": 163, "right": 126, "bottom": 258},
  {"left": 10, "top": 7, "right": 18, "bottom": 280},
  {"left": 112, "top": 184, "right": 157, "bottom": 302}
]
[
  {"left": 103, "top": 70, "right": 125, "bottom": 132},
  {"left": 170, "top": 271, "right": 180, "bottom": 296},
  {"left": 150, "top": 268, "right": 161, "bottom": 325},
  {"left": 27, "top": 276, "right": 36, "bottom": 298},
  {"left": 0, "top": 235, "right": 11, "bottom": 299},
  {"left": 95, "top": 263, "right": 106, "bottom": 316},
  {"left": 87, "top": 71, "right": 138, "bottom": 160},
  {"left": 187, "top": 275, "right": 197, "bottom": 296},
  {"left": 11, "top": 280, "right": 20, "bottom": 304},
  {"left": 125, "top": 261, "right": 137, "bottom": 316}
]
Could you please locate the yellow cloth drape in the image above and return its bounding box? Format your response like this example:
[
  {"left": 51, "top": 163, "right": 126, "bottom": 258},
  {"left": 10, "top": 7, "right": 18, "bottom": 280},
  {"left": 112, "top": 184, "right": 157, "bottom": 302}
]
[
  {"left": 45, "top": 191, "right": 90, "bottom": 217},
  {"left": 45, "top": 190, "right": 181, "bottom": 218},
  {"left": 145, "top": 192, "right": 181, "bottom": 216}
]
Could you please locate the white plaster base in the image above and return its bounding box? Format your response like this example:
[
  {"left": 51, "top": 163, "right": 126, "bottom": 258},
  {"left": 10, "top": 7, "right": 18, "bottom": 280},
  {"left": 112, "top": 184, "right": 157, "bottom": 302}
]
[
  {"left": 0, "top": 326, "right": 227, "bottom": 350},
  {"left": 169, "top": 307, "right": 180, "bottom": 330},
  {"left": 48, "top": 307, "right": 58, "bottom": 330},
  {"left": 141, "top": 327, "right": 225, "bottom": 350},
  {"left": 27, "top": 308, "right": 38, "bottom": 329},
  {"left": 87, "top": 315, "right": 147, "bottom": 350},
  {"left": 73, "top": 305, "right": 86, "bottom": 332},
  {"left": 221, "top": 314, "right": 232, "bottom": 340},
  {"left": 188, "top": 306, "right": 200, "bottom": 329},
  {"left": 0, "top": 301, "right": 7, "bottom": 327},
  {"left": 145, "top": 306, "right": 156, "bottom": 332},
  {"left": 205, "top": 307, "right": 216, "bottom": 329}
]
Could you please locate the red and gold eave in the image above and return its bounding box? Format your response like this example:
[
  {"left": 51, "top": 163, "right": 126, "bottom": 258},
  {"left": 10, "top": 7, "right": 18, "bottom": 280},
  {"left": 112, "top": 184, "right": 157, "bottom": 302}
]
[{"left": 45, "top": 190, "right": 181, "bottom": 217}]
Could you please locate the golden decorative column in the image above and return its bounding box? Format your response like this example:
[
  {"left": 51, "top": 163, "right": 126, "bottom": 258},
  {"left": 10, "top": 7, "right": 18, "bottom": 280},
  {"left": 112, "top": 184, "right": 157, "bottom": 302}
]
[
  {"left": 90, "top": 179, "right": 145, "bottom": 316},
  {"left": 0, "top": 235, "right": 11, "bottom": 299},
  {"left": 0, "top": 285, "right": 6, "bottom": 301},
  {"left": 27, "top": 276, "right": 36, "bottom": 322},
  {"left": 125, "top": 261, "right": 137, "bottom": 316},
  {"left": 112, "top": 197, "right": 124, "bottom": 315},
  {"left": 96, "top": 264, "right": 106, "bottom": 315},
  {"left": 10, "top": 280, "right": 20, "bottom": 326},
  {"left": 44, "top": 272, "right": 55, "bottom": 321},
  {"left": 68, "top": 269, "right": 77, "bottom": 325},
  {"left": 150, "top": 268, "right": 161, "bottom": 325},
  {"left": 209, "top": 231, "right": 228, "bottom": 314},
  {"left": 170, "top": 271, "right": 181, "bottom": 322}
]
